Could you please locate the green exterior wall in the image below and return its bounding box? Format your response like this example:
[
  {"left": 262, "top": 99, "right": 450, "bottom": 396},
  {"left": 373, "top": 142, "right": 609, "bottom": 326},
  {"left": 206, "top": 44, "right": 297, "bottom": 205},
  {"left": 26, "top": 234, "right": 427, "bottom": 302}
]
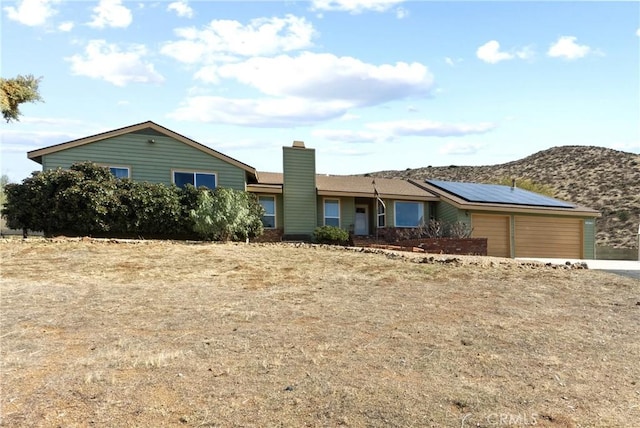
[
  {"left": 282, "top": 146, "right": 317, "bottom": 237},
  {"left": 436, "top": 201, "right": 470, "bottom": 226},
  {"left": 41, "top": 130, "right": 247, "bottom": 190}
]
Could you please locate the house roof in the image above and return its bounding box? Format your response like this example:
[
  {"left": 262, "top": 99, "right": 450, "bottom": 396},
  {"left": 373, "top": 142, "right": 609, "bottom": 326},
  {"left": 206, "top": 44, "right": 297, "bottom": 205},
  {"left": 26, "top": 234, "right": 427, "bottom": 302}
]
[
  {"left": 251, "top": 172, "right": 438, "bottom": 201},
  {"left": 422, "top": 179, "right": 601, "bottom": 217},
  {"left": 27, "top": 121, "right": 258, "bottom": 177}
]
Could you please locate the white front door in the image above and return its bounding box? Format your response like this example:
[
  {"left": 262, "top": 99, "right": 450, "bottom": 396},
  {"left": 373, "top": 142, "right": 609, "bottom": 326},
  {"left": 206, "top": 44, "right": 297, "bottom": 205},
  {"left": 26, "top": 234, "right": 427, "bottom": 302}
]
[{"left": 354, "top": 205, "right": 368, "bottom": 235}]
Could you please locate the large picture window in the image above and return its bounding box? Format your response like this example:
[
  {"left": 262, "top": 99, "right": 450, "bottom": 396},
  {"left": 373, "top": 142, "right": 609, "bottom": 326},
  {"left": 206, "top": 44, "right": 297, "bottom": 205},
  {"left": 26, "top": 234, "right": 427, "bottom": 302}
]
[
  {"left": 323, "top": 199, "right": 340, "bottom": 227},
  {"left": 173, "top": 171, "right": 216, "bottom": 189},
  {"left": 394, "top": 201, "right": 424, "bottom": 227},
  {"left": 258, "top": 195, "right": 276, "bottom": 229}
]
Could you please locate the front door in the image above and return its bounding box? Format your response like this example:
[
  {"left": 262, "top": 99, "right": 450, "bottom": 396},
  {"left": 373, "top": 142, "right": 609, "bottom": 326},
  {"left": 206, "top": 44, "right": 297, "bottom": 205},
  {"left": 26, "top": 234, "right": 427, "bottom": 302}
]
[{"left": 354, "top": 205, "right": 368, "bottom": 235}]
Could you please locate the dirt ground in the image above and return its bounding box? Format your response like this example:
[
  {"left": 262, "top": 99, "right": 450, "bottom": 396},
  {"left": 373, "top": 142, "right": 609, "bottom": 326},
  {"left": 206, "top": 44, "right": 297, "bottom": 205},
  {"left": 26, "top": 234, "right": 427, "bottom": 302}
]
[{"left": 1, "top": 238, "right": 639, "bottom": 427}]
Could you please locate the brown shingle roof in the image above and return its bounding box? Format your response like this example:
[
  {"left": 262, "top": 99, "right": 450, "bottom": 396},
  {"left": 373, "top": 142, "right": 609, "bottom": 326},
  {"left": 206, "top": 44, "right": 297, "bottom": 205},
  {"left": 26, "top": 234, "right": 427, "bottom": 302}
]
[{"left": 255, "top": 172, "right": 438, "bottom": 200}]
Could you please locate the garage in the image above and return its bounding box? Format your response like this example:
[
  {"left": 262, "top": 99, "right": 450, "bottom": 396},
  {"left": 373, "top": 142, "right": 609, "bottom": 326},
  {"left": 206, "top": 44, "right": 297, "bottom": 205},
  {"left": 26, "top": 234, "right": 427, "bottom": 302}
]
[
  {"left": 471, "top": 214, "right": 511, "bottom": 258},
  {"left": 424, "top": 179, "right": 600, "bottom": 259},
  {"left": 515, "top": 216, "right": 583, "bottom": 259}
]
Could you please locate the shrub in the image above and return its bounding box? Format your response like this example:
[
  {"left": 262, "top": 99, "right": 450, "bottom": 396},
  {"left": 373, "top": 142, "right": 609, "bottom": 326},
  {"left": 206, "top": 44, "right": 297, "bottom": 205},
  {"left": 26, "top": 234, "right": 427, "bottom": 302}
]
[
  {"left": 2, "top": 163, "right": 119, "bottom": 234},
  {"left": 413, "top": 219, "right": 473, "bottom": 239},
  {"left": 189, "top": 187, "right": 264, "bottom": 241},
  {"left": 112, "top": 180, "right": 185, "bottom": 236},
  {"left": 313, "top": 225, "right": 350, "bottom": 245}
]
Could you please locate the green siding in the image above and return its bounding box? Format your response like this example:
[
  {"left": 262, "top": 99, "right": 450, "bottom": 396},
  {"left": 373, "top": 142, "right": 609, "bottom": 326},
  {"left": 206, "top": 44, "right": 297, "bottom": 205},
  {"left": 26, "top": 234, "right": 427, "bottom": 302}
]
[
  {"left": 282, "top": 146, "right": 317, "bottom": 236},
  {"left": 583, "top": 218, "right": 596, "bottom": 259},
  {"left": 41, "top": 131, "right": 247, "bottom": 190},
  {"left": 275, "top": 194, "right": 284, "bottom": 229},
  {"left": 341, "top": 198, "right": 356, "bottom": 232},
  {"left": 436, "top": 201, "right": 469, "bottom": 226}
]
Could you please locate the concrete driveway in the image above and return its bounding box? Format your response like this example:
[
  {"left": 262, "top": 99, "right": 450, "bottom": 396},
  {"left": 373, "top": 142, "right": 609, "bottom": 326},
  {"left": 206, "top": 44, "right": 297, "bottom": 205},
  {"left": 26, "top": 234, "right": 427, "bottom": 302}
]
[{"left": 517, "top": 258, "right": 640, "bottom": 280}]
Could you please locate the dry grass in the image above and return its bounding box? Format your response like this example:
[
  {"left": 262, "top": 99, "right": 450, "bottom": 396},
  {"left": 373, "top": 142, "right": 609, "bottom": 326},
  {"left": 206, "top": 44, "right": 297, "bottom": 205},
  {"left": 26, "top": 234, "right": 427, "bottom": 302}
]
[{"left": 1, "top": 238, "right": 639, "bottom": 427}]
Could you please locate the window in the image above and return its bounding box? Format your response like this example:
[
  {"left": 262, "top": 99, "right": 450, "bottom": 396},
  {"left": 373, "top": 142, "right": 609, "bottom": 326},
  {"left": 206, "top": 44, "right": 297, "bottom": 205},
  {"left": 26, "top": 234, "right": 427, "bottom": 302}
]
[
  {"left": 258, "top": 195, "right": 276, "bottom": 229},
  {"left": 394, "top": 201, "right": 424, "bottom": 227},
  {"left": 108, "top": 166, "right": 130, "bottom": 179},
  {"left": 323, "top": 199, "right": 340, "bottom": 227},
  {"left": 377, "top": 199, "right": 386, "bottom": 228},
  {"left": 173, "top": 171, "right": 216, "bottom": 189}
]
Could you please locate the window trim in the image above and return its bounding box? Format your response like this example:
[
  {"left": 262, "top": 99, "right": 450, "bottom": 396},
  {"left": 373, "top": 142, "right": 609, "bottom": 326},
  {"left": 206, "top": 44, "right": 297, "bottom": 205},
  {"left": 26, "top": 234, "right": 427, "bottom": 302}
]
[
  {"left": 377, "top": 199, "right": 386, "bottom": 228},
  {"left": 171, "top": 169, "right": 217, "bottom": 189},
  {"left": 323, "top": 198, "right": 341, "bottom": 227},
  {"left": 394, "top": 201, "right": 424, "bottom": 228},
  {"left": 258, "top": 195, "right": 277, "bottom": 229}
]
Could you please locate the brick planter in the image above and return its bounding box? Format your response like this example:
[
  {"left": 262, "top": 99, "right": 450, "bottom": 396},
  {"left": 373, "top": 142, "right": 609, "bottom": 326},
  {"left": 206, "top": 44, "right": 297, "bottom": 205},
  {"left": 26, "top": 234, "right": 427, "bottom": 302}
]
[
  {"left": 251, "top": 228, "right": 284, "bottom": 243},
  {"left": 353, "top": 236, "right": 487, "bottom": 256}
]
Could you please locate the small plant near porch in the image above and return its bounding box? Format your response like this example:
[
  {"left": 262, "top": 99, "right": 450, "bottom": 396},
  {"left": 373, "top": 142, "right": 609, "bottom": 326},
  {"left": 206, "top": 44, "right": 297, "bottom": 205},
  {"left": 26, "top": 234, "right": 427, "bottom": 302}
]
[{"left": 313, "top": 225, "right": 350, "bottom": 245}]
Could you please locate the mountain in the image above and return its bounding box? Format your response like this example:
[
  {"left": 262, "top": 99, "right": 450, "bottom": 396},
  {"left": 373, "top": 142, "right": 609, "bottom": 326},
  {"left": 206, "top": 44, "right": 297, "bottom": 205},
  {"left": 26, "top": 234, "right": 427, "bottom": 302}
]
[{"left": 369, "top": 146, "right": 640, "bottom": 249}]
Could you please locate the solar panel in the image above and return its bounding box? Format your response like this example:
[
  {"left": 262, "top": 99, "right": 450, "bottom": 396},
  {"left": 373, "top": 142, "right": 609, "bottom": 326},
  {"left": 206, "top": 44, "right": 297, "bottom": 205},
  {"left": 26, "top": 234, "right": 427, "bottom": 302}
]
[{"left": 426, "top": 180, "right": 575, "bottom": 208}]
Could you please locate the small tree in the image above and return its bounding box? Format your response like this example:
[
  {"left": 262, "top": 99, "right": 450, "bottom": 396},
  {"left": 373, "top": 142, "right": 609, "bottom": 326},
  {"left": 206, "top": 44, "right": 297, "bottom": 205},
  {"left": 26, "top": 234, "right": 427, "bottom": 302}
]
[
  {"left": 190, "top": 187, "right": 264, "bottom": 241},
  {"left": 1, "top": 74, "right": 43, "bottom": 123}
]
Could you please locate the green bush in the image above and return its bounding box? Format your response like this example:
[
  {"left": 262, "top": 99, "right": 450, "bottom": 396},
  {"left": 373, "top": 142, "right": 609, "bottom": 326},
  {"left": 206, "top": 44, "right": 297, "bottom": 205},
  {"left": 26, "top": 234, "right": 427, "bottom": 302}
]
[
  {"left": 189, "top": 187, "right": 264, "bottom": 241},
  {"left": 112, "top": 180, "right": 185, "bottom": 236},
  {"left": 2, "top": 163, "right": 119, "bottom": 234},
  {"left": 313, "top": 225, "right": 350, "bottom": 245}
]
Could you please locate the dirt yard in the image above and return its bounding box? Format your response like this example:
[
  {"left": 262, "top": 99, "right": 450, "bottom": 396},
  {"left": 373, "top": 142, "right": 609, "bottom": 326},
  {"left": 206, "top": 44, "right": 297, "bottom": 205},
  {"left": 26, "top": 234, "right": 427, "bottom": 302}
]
[{"left": 1, "top": 238, "right": 639, "bottom": 427}]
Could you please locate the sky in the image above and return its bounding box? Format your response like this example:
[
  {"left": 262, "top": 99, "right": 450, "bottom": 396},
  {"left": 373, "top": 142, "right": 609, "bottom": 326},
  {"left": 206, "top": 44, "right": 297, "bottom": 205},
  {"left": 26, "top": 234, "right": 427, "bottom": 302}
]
[{"left": 1, "top": 0, "right": 639, "bottom": 183}]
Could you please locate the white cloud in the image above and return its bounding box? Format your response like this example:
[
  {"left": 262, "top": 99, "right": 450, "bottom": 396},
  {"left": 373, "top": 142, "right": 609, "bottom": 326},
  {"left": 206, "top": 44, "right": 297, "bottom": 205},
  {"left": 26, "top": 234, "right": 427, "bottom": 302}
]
[
  {"left": 477, "top": 40, "right": 534, "bottom": 64},
  {"left": 87, "top": 0, "right": 132, "bottom": 29},
  {"left": 4, "top": 0, "right": 59, "bottom": 26},
  {"left": 167, "top": 0, "right": 193, "bottom": 18},
  {"left": 310, "top": 0, "right": 405, "bottom": 14},
  {"left": 636, "top": 28, "right": 640, "bottom": 37},
  {"left": 395, "top": 6, "right": 409, "bottom": 19},
  {"left": 58, "top": 21, "right": 73, "bottom": 32},
  {"left": 547, "top": 36, "right": 592, "bottom": 60},
  {"left": 196, "top": 53, "right": 434, "bottom": 107},
  {"left": 367, "top": 119, "right": 496, "bottom": 137},
  {"left": 445, "top": 56, "right": 464, "bottom": 67},
  {"left": 161, "top": 15, "right": 316, "bottom": 63},
  {"left": 312, "top": 129, "right": 390, "bottom": 144},
  {"left": 439, "top": 142, "right": 485, "bottom": 155},
  {"left": 66, "top": 40, "right": 165, "bottom": 86},
  {"left": 476, "top": 40, "right": 514, "bottom": 64},
  {"left": 167, "top": 96, "right": 352, "bottom": 127}
]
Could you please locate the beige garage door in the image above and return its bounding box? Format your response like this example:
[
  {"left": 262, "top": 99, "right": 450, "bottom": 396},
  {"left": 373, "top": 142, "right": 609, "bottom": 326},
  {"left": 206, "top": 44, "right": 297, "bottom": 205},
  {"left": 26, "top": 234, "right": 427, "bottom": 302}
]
[
  {"left": 515, "top": 216, "right": 582, "bottom": 258},
  {"left": 472, "top": 214, "right": 510, "bottom": 258}
]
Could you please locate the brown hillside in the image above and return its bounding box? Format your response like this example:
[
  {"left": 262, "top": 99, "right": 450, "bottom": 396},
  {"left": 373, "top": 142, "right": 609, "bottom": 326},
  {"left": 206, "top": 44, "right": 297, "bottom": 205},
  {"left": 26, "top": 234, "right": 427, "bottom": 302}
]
[{"left": 370, "top": 146, "right": 640, "bottom": 249}]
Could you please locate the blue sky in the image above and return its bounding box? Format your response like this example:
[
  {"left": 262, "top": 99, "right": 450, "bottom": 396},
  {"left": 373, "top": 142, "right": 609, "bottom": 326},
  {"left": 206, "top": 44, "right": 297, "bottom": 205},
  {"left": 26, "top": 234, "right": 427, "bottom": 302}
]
[{"left": 1, "top": 0, "right": 639, "bottom": 183}]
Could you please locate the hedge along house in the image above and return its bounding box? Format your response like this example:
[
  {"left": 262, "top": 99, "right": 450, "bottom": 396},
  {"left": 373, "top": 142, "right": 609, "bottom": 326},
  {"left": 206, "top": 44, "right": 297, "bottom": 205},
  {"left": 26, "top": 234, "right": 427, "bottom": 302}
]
[{"left": 420, "top": 180, "right": 601, "bottom": 259}]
